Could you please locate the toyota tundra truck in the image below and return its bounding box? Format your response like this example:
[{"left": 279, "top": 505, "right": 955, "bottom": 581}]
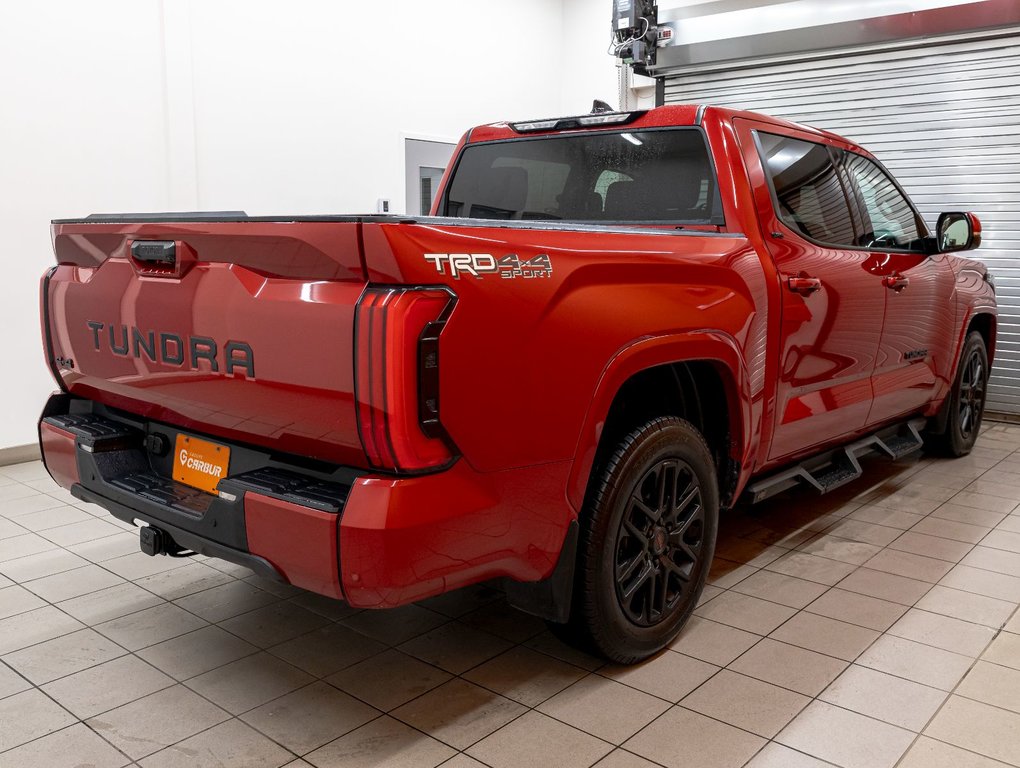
[{"left": 38, "top": 104, "right": 996, "bottom": 662}]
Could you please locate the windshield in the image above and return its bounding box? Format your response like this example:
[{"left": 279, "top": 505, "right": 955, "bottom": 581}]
[{"left": 442, "top": 128, "right": 723, "bottom": 225}]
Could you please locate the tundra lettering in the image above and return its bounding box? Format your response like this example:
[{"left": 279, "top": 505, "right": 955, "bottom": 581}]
[{"left": 85, "top": 321, "right": 255, "bottom": 377}]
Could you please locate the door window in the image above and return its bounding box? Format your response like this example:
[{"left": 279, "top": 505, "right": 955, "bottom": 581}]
[
  {"left": 840, "top": 152, "right": 925, "bottom": 251},
  {"left": 757, "top": 132, "right": 856, "bottom": 247}
]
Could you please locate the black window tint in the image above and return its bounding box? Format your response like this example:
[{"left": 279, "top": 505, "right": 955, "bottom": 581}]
[
  {"left": 443, "top": 129, "right": 721, "bottom": 224},
  {"left": 841, "top": 152, "right": 923, "bottom": 250},
  {"left": 758, "top": 132, "right": 856, "bottom": 246}
]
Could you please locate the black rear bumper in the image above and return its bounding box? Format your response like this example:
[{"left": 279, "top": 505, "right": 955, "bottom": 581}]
[
  {"left": 40, "top": 394, "right": 360, "bottom": 584},
  {"left": 70, "top": 482, "right": 284, "bottom": 581}
]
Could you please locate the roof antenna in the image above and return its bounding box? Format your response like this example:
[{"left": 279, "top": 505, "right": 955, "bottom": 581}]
[{"left": 591, "top": 99, "right": 614, "bottom": 113}]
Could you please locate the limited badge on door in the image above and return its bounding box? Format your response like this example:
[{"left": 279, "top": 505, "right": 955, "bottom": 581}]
[{"left": 173, "top": 434, "right": 230, "bottom": 494}]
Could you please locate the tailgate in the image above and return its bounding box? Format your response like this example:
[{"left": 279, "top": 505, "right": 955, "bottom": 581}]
[{"left": 44, "top": 218, "right": 369, "bottom": 466}]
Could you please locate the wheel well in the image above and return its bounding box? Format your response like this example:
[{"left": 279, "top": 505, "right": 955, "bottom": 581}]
[
  {"left": 967, "top": 313, "right": 996, "bottom": 360},
  {"left": 592, "top": 362, "right": 740, "bottom": 506}
]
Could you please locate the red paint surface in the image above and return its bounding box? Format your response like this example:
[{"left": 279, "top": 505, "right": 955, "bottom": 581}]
[
  {"left": 244, "top": 492, "right": 342, "bottom": 599},
  {"left": 40, "top": 422, "right": 79, "bottom": 489},
  {"left": 339, "top": 460, "right": 571, "bottom": 608}
]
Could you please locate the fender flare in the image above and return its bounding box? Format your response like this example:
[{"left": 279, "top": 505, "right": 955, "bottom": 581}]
[
  {"left": 566, "top": 330, "right": 754, "bottom": 511},
  {"left": 931, "top": 307, "right": 997, "bottom": 430}
]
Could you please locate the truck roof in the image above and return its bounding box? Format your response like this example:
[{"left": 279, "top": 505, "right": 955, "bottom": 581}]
[{"left": 468, "top": 104, "right": 861, "bottom": 151}]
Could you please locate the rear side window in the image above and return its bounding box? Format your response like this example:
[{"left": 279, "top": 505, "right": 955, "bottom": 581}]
[
  {"left": 840, "top": 151, "right": 925, "bottom": 251},
  {"left": 757, "top": 132, "right": 856, "bottom": 247},
  {"left": 442, "top": 129, "right": 723, "bottom": 224}
]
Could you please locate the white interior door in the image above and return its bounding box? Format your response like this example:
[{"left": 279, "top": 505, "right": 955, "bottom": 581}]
[{"left": 405, "top": 138, "right": 456, "bottom": 216}]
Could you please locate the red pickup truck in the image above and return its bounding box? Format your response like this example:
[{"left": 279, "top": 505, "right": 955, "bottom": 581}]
[{"left": 38, "top": 104, "right": 995, "bottom": 662}]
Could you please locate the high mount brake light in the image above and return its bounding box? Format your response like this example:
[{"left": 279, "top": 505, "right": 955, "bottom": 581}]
[
  {"left": 355, "top": 287, "right": 457, "bottom": 473},
  {"left": 510, "top": 110, "right": 645, "bottom": 133},
  {"left": 513, "top": 119, "right": 558, "bottom": 132}
]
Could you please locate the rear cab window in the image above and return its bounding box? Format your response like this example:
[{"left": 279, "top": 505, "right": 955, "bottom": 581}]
[{"left": 442, "top": 128, "right": 724, "bottom": 226}]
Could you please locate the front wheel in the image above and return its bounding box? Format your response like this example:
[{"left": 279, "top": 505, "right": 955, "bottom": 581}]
[
  {"left": 930, "top": 331, "right": 989, "bottom": 457},
  {"left": 556, "top": 416, "right": 719, "bottom": 664}
]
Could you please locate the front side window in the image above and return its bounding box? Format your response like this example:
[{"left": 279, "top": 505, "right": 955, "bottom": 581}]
[
  {"left": 443, "top": 129, "right": 722, "bottom": 224},
  {"left": 757, "top": 132, "right": 856, "bottom": 247},
  {"left": 840, "top": 152, "right": 925, "bottom": 250}
]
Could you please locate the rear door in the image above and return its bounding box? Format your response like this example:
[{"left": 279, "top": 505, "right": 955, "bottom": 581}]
[{"left": 736, "top": 120, "right": 885, "bottom": 461}]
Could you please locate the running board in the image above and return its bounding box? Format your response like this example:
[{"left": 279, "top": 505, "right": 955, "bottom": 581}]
[{"left": 743, "top": 418, "right": 927, "bottom": 504}]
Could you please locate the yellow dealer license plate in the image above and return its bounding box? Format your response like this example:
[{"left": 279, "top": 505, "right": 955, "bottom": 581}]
[{"left": 173, "top": 434, "right": 230, "bottom": 494}]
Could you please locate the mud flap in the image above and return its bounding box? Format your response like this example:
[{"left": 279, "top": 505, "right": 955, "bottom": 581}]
[{"left": 503, "top": 519, "right": 578, "bottom": 623}]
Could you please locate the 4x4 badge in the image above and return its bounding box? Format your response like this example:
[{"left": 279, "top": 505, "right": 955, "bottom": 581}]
[{"left": 424, "top": 253, "right": 552, "bottom": 280}]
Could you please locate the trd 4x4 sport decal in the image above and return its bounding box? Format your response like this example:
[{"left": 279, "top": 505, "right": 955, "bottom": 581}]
[{"left": 424, "top": 253, "right": 553, "bottom": 280}]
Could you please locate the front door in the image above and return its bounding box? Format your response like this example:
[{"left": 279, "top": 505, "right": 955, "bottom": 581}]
[
  {"left": 837, "top": 150, "right": 957, "bottom": 423},
  {"left": 736, "top": 120, "right": 886, "bottom": 462}
]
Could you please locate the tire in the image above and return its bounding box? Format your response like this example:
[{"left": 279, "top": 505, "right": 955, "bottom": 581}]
[
  {"left": 553, "top": 416, "right": 719, "bottom": 664},
  {"left": 930, "top": 331, "right": 989, "bottom": 457}
]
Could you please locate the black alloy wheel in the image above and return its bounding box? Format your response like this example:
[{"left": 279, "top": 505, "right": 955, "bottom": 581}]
[
  {"left": 552, "top": 416, "right": 718, "bottom": 664},
  {"left": 614, "top": 458, "right": 705, "bottom": 627},
  {"left": 927, "top": 330, "right": 989, "bottom": 457},
  {"left": 958, "top": 348, "right": 986, "bottom": 440}
]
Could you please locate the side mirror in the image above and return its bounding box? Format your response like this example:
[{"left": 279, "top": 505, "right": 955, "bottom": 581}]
[{"left": 936, "top": 212, "right": 982, "bottom": 252}]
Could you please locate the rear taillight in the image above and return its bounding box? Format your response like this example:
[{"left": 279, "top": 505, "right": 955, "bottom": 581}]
[{"left": 355, "top": 286, "right": 456, "bottom": 473}]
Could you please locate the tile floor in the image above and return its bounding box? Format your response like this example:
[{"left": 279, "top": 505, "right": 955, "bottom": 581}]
[{"left": 1, "top": 423, "right": 1020, "bottom": 767}]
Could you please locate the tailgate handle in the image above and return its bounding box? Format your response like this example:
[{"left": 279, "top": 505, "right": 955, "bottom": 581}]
[
  {"left": 131, "top": 240, "right": 176, "bottom": 267},
  {"left": 129, "top": 239, "right": 195, "bottom": 278}
]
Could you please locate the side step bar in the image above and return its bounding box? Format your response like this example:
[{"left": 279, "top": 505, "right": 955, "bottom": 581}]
[{"left": 743, "top": 418, "right": 927, "bottom": 504}]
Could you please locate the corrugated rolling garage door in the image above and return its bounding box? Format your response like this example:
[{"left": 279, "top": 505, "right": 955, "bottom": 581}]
[{"left": 663, "top": 29, "right": 1020, "bottom": 414}]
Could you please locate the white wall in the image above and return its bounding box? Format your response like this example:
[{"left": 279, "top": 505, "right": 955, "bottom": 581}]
[
  {"left": 0, "top": 0, "right": 618, "bottom": 450},
  {"left": 184, "top": 0, "right": 568, "bottom": 215},
  {"left": 0, "top": 0, "right": 170, "bottom": 451},
  {"left": 560, "top": 0, "right": 624, "bottom": 115}
]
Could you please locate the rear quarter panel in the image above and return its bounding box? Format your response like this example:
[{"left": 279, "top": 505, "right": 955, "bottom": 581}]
[{"left": 361, "top": 222, "right": 768, "bottom": 483}]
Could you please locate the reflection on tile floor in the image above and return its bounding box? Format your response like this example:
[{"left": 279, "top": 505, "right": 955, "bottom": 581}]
[{"left": 1, "top": 423, "right": 1020, "bottom": 767}]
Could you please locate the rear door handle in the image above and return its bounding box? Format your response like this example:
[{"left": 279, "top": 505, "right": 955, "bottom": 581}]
[
  {"left": 787, "top": 274, "right": 822, "bottom": 296},
  {"left": 883, "top": 273, "right": 909, "bottom": 292}
]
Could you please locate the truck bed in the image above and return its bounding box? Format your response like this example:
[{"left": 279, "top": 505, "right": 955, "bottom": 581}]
[{"left": 45, "top": 213, "right": 741, "bottom": 470}]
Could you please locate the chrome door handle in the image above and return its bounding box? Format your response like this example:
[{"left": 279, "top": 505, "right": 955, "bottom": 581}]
[{"left": 787, "top": 274, "right": 822, "bottom": 296}]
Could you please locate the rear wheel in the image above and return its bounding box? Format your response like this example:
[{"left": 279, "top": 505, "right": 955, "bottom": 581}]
[
  {"left": 930, "top": 331, "right": 989, "bottom": 457},
  {"left": 554, "top": 416, "right": 718, "bottom": 663}
]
